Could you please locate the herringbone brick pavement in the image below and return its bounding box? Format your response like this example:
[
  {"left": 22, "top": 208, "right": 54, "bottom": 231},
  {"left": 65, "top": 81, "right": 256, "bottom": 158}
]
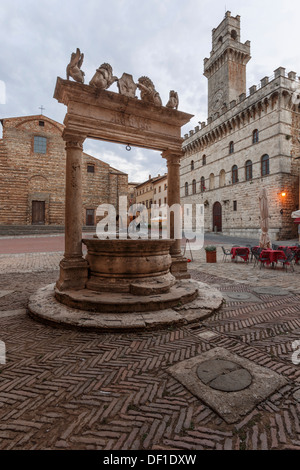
[{"left": 0, "top": 267, "right": 300, "bottom": 450}]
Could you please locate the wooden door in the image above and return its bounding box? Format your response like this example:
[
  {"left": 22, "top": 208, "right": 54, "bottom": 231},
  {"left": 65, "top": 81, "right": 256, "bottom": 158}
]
[
  {"left": 86, "top": 209, "right": 95, "bottom": 226},
  {"left": 213, "top": 201, "right": 222, "bottom": 232},
  {"left": 32, "top": 201, "right": 45, "bottom": 225}
]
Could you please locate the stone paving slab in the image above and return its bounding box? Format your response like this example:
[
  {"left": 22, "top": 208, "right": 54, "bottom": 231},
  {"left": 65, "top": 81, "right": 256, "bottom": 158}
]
[{"left": 168, "top": 347, "right": 288, "bottom": 424}]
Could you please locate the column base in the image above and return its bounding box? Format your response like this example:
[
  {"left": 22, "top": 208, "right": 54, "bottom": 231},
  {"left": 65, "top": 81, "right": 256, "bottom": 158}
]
[
  {"left": 56, "top": 257, "right": 89, "bottom": 291},
  {"left": 170, "top": 255, "right": 191, "bottom": 279}
]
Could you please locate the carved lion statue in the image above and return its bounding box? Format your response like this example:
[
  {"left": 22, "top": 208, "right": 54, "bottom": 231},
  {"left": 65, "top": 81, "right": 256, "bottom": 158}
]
[
  {"left": 66, "top": 48, "right": 85, "bottom": 84},
  {"left": 137, "top": 76, "right": 162, "bottom": 106},
  {"left": 89, "top": 63, "right": 118, "bottom": 90},
  {"left": 166, "top": 90, "right": 179, "bottom": 110}
]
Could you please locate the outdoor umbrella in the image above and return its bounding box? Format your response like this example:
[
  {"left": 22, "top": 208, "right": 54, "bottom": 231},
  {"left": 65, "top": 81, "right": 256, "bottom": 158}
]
[{"left": 259, "top": 188, "right": 271, "bottom": 249}]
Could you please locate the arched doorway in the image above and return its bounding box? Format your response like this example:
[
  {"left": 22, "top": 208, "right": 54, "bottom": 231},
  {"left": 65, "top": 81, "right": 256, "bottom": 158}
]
[{"left": 213, "top": 202, "right": 222, "bottom": 232}]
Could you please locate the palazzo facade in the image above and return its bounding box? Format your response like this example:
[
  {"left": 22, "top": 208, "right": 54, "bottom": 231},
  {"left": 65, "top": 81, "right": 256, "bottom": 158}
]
[{"left": 181, "top": 11, "right": 300, "bottom": 240}]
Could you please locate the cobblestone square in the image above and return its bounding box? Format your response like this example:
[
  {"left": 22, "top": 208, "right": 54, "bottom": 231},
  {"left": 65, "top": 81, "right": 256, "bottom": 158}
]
[{"left": 0, "top": 240, "right": 300, "bottom": 450}]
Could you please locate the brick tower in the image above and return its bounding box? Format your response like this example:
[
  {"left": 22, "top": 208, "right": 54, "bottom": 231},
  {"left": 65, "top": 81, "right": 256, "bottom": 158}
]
[{"left": 204, "top": 11, "right": 251, "bottom": 118}]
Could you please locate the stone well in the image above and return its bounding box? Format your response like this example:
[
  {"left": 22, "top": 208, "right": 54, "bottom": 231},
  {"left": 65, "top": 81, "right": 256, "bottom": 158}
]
[
  {"left": 29, "top": 236, "right": 224, "bottom": 331},
  {"left": 82, "top": 238, "right": 176, "bottom": 295}
]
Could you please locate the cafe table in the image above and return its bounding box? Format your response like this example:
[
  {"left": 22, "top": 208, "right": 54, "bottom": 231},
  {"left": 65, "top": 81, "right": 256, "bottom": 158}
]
[
  {"left": 259, "top": 249, "right": 286, "bottom": 267},
  {"left": 230, "top": 246, "right": 250, "bottom": 262}
]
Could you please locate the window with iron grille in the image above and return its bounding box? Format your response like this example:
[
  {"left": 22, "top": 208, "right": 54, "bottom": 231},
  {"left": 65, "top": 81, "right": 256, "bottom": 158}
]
[
  {"left": 87, "top": 164, "right": 95, "bottom": 173},
  {"left": 34, "top": 136, "right": 47, "bottom": 154}
]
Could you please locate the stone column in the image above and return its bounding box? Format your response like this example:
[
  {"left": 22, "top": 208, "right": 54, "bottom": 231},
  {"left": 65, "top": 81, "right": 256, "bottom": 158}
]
[
  {"left": 56, "top": 136, "right": 88, "bottom": 291},
  {"left": 162, "top": 150, "right": 190, "bottom": 279}
]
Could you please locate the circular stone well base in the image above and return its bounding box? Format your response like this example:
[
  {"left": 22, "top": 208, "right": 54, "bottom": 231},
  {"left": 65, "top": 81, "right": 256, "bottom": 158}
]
[{"left": 27, "top": 280, "right": 223, "bottom": 332}]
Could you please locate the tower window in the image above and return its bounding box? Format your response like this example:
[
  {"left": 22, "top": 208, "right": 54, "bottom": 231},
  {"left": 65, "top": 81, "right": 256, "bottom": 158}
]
[
  {"left": 233, "top": 201, "right": 237, "bottom": 211},
  {"left": 231, "top": 30, "right": 237, "bottom": 40},
  {"left": 202, "top": 155, "right": 207, "bottom": 166},
  {"left": 229, "top": 141, "right": 234, "bottom": 154},
  {"left": 191, "top": 160, "right": 194, "bottom": 171},
  {"left": 34, "top": 136, "right": 47, "bottom": 154}
]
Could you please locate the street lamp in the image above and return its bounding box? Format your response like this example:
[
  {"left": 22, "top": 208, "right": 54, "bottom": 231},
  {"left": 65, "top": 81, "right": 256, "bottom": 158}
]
[{"left": 279, "top": 191, "right": 287, "bottom": 214}]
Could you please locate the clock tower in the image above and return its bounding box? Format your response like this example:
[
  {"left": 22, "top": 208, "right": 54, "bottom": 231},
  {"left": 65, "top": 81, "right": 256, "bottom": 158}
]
[{"left": 204, "top": 11, "right": 251, "bottom": 118}]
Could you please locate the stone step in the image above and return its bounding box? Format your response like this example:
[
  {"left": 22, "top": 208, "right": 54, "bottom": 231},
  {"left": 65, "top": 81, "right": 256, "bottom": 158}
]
[{"left": 54, "top": 279, "right": 199, "bottom": 314}]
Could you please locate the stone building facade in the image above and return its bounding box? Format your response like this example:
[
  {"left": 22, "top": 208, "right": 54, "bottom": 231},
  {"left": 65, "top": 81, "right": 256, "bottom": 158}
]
[
  {"left": 181, "top": 11, "right": 300, "bottom": 240},
  {"left": 0, "top": 114, "right": 128, "bottom": 227},
  {"left": 135, "top": 173, "right": 168, "bottom": 223}
]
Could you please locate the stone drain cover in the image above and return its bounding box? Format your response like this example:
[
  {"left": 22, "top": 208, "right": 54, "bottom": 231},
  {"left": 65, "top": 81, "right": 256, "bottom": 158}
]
[
  {"left": 197, "top": 359, "right": 252, "bottom": 392},
  {"left": 167, "top": 347, "right": 287, "bottom": 424}
]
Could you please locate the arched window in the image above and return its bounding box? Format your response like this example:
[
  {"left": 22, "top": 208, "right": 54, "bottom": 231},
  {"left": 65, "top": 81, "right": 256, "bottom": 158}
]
[
  {"left": 261, "top": 154, "right": 270, "bottom": 176},
  {"left": 200, "top": 176, "right": 205, "bottom": 192},
  {"left": 185, "top": 182, "right": 189, "bottom": 196},
  {"left": 209, "top": 173, "right": 215, "bottom": 190},
  {"left": 232, "top": 165, "right": 238, "bottom": 184},
  {"left": 245, "top": 160, "right": 253, "bottom": 181},
  {"left": 229, "top": 141, "right": 234, "bottom": 154},
  {"left": 252, "top": 129, "right": 259, "bottom": 144},
  {"left": 231, "top": 30, "right": 237, "bottom": 40},
  {"left": 202, "top": 155, "right": 206, "bottom": 166},
  {"left": 219, "top": 169, "right": 226, "bottom": 187},
  {"left": 191, "top": 160, "right": 194, "bottom": 171},
  {"left": 192, "top": 179, "right": 196, "bottom": 194}
]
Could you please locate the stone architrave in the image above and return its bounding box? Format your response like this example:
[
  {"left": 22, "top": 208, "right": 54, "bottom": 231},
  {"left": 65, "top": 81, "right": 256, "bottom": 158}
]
[{"left": 117, "top": 73, "right": 137, "bottom": 98}]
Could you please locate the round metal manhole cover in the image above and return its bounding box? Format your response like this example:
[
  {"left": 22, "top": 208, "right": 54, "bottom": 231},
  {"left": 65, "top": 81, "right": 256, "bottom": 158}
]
[
  {"left": 252, "top": 287, "right": 289, "bottom": 296},
  {"left": 196, "top": 359, "right": 252, "bottom": 392},
  {"left": 225, "top": 292, "right": 253, "bottom": 301}
]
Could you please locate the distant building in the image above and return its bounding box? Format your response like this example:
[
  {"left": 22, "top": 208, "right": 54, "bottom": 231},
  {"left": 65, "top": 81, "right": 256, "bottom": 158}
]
[
  {"left": 181, "top": 11, "right": 300, "bottom": 240},
  {"left": 0, "top": 114, "right": 128, "bottom": 227},
  {"left": 135, "top": 173, "right": 168, "bottom": 223},
  {"left": 127, "top": 182, "right": 139, "bottom": 209}
]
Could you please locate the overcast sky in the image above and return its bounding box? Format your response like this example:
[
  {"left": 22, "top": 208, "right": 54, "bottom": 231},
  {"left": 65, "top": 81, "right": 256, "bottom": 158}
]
[{"left": 1, "top": 0, "right": 300, "bottom": 182}]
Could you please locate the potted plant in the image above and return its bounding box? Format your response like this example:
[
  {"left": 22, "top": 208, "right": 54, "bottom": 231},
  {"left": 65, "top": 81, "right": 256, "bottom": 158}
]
[{"left": 205, "top": 245, "right": 217, "bottom": 263}]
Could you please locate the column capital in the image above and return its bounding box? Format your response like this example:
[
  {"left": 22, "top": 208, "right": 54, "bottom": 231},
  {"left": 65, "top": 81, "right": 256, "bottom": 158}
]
[
  {"left": 161, "top": 149, "right": 183, "bottom": 163},
  {"left": 63, "top": 130, "right": 86, "bottom": 150}
]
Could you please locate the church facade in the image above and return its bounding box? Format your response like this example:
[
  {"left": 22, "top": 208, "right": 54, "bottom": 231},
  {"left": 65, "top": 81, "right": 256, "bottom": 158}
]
[
  {"left": 181, "top": 11, "right": 300, "bottom": 240},
  {"left": 0, "top": 114, "right": 128, "bottom": 227}
]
